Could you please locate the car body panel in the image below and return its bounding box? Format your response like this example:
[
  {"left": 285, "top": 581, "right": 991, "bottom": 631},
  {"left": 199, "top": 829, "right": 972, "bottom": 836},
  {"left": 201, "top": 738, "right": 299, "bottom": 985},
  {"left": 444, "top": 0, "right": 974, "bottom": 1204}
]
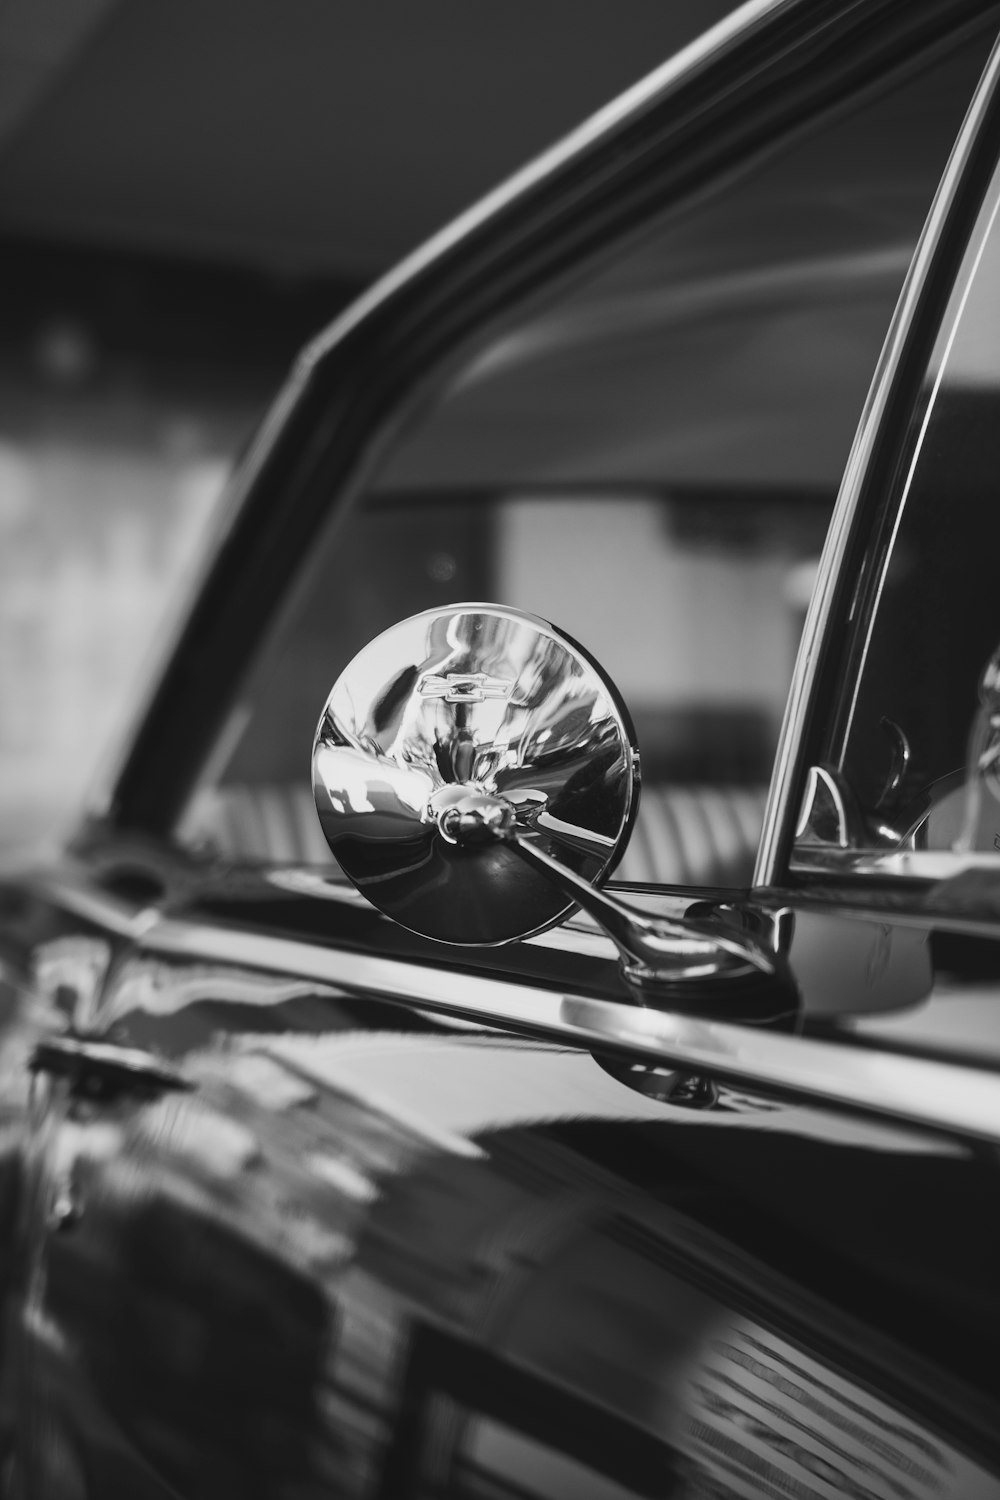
[
  {"left": 4, "top": 861, "right": 1000, "bottom": 1495},
  {"left": 18, "top": 921, "right": 1000, "bottom": 1497}
]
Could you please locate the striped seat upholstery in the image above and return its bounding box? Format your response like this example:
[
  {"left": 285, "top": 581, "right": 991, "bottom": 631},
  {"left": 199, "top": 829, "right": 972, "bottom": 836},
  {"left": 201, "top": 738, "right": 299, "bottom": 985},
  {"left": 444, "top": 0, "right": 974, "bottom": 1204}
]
[
  {"left": 184, "top": 783, "right": 333, "bottom": 866},
  {"left": 185, "top": 781, "right": 767, "bottom": 890},
  {"left": 614, "top": 783, "right": 767, "bottom": 887}
]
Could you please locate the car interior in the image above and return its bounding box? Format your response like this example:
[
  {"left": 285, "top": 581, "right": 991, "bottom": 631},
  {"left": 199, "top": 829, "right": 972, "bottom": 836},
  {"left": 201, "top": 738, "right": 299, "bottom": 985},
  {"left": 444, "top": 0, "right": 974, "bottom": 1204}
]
[
  {"left": 176, "top": 32, "right": 993, "bottom": 891},
  {"left": 791, "top": 143, "right": 1000, "bottom": 869}
]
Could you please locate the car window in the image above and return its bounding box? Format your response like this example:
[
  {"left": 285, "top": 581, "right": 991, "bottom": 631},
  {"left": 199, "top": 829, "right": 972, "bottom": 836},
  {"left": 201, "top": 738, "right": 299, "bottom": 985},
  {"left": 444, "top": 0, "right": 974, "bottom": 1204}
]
[
  {"left": 793, "top": 118, "right": 1000, "bottom": 877},
  {"left": 175, "top": 36, "right": 992, "bottom": 895},
  {"left": 181, "top": 484, "right": 813, "bottom": 887}
]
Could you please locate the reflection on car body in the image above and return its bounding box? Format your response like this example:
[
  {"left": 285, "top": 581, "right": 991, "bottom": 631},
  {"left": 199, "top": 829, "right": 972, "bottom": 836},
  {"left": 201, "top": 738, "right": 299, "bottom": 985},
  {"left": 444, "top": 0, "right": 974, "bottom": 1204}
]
[{"left": 4, "top": 1, "right": 1000, "bottom": 1497}]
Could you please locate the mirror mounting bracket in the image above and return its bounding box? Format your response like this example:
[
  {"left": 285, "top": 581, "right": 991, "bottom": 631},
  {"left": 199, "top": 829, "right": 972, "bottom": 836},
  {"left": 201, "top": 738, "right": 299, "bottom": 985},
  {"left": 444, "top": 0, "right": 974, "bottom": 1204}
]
[{"left": 484, "top": 809, "right": 793, "bottom": 1006}]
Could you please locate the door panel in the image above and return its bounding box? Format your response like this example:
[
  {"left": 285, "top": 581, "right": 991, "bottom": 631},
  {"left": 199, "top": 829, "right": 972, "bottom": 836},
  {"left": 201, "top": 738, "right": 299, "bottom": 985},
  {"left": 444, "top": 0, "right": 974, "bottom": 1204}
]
[
  {"left": 0, "top": 877, "right": 156, "bottom": 1496},
  {"left": 23, "top": 939, "right": 1000, "bottom": 1500}
]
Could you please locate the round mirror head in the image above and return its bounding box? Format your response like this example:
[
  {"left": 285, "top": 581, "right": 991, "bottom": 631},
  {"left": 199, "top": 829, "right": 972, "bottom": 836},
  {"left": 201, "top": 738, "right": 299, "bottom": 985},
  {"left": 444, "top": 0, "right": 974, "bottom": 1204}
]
[{"left": 312, "top": 603, "right": 639, "bottom": 945}]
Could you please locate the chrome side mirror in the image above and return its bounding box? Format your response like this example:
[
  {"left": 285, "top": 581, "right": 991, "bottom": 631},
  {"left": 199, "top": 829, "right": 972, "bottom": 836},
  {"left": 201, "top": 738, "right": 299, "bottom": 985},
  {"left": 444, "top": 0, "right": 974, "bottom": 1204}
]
[
  {"left": 312, "top": 603, "right": 638, "bottom": 945},
  {"left": 313, "top": 603, "right": 788, "bottom": 999}
]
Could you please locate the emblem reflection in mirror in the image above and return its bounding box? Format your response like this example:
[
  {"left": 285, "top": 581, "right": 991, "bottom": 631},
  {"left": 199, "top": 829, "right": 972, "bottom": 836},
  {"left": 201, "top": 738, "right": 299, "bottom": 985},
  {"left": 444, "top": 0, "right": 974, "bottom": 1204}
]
[{"left": 312, "top": 603, "right": 639, "bottom": 945}]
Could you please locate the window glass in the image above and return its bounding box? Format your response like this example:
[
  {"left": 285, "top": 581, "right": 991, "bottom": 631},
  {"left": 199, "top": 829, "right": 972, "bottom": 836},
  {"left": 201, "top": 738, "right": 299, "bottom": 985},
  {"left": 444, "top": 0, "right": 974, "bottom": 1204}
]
[
  {"left": 176, "top": 36, "right": 993, "bottom": 890},
  {"left": 182, "top": 488, "right": 812, "bottom": 885},
  {"left": 795, "top": 139, "right": 1000, "bottom": 872}
]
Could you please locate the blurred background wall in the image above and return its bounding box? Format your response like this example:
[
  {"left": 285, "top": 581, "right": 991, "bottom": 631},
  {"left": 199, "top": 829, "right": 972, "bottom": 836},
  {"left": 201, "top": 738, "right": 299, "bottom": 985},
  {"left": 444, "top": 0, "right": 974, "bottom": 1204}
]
[
  {"left": 0, "top": 246, "right": 350, "bottom": 845},
  {"left": 0, "top": 0, "right": 734, "bottom": 849}
]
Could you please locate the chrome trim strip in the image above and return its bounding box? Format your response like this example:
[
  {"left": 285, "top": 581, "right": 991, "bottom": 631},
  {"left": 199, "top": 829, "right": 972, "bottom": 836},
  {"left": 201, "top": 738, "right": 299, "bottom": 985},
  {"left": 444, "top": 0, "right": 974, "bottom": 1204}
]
[
  {"left": 792, "top": 847, "right": 1000, "bottom": 879},
  {"left": 754, "top": 31, "right": 1000, "bottom": 888},
  {"left": 139, "top": 914, "right": 1000, "bottom": 1145},
  {"left": 25, "top": 874, "right": 156, "bottom": 941},
  {"left": 30, "top": 1034, "right": 192, "bottom": 1093},
  {"left": 267, "top": 867, "right": 640, "bottom": 958},
  {"left": 841, "top": 183, "right": 1000, "bottom": 753}
]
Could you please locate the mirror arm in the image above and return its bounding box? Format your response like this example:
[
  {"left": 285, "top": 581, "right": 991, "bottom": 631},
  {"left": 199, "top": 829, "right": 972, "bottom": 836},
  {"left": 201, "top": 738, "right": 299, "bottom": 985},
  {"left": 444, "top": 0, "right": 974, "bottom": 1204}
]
[{"left": 498, "top": 827, "right": 787, "bottom": 997}]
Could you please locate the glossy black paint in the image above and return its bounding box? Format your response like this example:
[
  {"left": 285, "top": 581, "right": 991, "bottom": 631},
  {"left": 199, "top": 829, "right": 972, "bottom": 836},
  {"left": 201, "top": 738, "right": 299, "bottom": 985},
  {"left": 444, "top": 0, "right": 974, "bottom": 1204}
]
[
  {"left": 6, "top": 874, "right": 1000, "bottom": 1497},
  {"left": 4, "top": 855, "right": 1000, "bottom": 1493}
]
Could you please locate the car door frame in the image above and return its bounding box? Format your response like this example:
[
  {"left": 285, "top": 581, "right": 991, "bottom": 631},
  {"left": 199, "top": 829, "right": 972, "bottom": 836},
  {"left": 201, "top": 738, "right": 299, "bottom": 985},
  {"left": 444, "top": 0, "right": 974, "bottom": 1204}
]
[{"left": 756, "top": 0, "right": 1000, "bottom": 886}]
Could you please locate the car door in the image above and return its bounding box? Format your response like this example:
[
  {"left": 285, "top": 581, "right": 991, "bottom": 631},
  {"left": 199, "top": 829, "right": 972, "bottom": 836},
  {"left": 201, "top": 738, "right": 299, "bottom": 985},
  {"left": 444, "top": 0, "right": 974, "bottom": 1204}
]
[
  {"left": 24, "top": 909, "right": 1000, "bottom": 1500},
  {"left": 10, "top": 4, "right": 1000, "bottom": 1499}
]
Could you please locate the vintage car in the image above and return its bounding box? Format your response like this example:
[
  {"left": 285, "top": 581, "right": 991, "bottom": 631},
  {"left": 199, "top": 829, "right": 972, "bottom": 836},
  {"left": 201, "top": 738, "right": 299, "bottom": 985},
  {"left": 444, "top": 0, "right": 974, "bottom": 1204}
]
[{"left": 3, "top": 0, "right": 1000, "bottom": 1495}]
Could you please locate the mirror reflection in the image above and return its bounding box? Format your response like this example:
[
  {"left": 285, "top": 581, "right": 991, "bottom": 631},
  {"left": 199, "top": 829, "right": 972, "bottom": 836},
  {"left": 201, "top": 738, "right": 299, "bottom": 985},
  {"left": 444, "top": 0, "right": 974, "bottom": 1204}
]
[{"left": 312, "top": 604, "right": 637, "bottom": 944}]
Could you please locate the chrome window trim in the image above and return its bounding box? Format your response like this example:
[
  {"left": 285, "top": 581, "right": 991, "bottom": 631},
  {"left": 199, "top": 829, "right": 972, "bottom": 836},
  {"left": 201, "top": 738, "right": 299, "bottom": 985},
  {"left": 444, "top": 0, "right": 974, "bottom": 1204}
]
[
  {"left": 754, "top": 29, "right": 1000, "bottom": 888},
  {"left": 124, "top": 911, "right": 1000, "bottom": 1147},
  {"left": 838, "top": 182, "right": 1000, "bottom": 755},
  {"left": 265, "top": 868, "right": 662, "bottom": 960},
  {"left": 33, "top": 870, "right": 1000, "bottom": 1141},
  {"left": 23, "top": 873, "right": 157, "bottom": 941},
  {"left": 792, "top": 847, "right": 1000, "bottom": 879}
]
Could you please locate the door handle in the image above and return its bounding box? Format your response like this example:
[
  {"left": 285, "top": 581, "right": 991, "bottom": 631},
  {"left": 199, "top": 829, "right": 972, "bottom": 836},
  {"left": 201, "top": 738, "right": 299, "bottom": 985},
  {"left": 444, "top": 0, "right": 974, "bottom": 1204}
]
[{"left": 30, "top": 1034, "right": 192, "bottom": 1099}]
